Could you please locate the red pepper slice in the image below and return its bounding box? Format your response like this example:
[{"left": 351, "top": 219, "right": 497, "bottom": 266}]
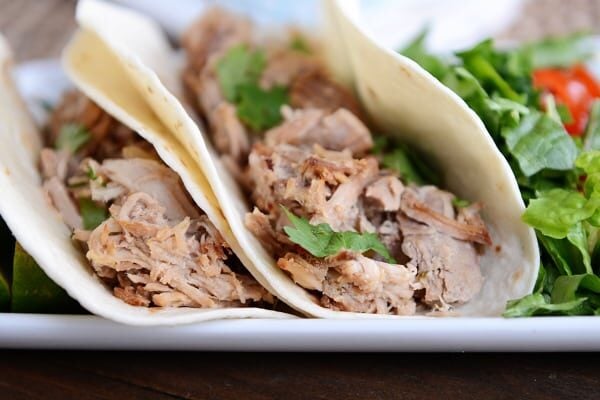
[{"left": 532, "top": 64, "right": 600, "bottom": 136}]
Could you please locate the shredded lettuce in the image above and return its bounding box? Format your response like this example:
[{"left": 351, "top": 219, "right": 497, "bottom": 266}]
[
  {"left": 374, "top": 136, "right": 439, "bottom": 185},
  {"left": 524, "top": 33, "right": 594, "bottom": 69},
  {"left": 522, "top": 189, "right": 597, "bottom": 238},
  {"left": 381, "top": 148, "right": 426, "bottom": 185},
  {"left": 502, "top": 111, "right": 578, "bottom": 176},
  {"left": 583, "top": 100, "right": 600, "bottom": 151}
]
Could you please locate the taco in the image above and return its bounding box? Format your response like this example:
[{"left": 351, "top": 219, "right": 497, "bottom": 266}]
[
  {"left": 0, "top": 32, "right": 292, "bottom": 325},
  {"left": 71, "top": 0, "right": 539, "bottom": 317}
]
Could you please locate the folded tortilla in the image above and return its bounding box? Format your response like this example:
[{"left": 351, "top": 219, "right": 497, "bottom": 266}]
[
  {"left": 0, "top": 32, "right": 293, "bottom": 324},
  {"left": 70, "top": 0, "right": 539, "bottom": 317}
]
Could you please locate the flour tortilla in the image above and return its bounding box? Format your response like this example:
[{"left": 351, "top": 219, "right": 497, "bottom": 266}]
[
  {"left": 73, "top": 0, "right": 539, "bottom": 317},
  {"left": 0, "top": 34, "right": 293, "bottom": 325}
]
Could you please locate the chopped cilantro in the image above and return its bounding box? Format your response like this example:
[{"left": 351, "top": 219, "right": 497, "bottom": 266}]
[
  {"left": 86, "top": 166, "right": 97, "bottom": 180},
  {"left": 55, "top": 123, "right": 91, "bottom": 154},
  {"left": 79, "top": 198, "right": 108, "bottom": 231},
  {"left": 216, "top": 45, "right": 266, "bottom": 102},
  {"left": 452, "top": 197, "right": 470, "bottom": 208},
  {"left": 281, "top": 206, "right": 395, "bottom": 263},
  {"left": 236, "top": 84, "right": 289, "bottom": 132},
  {"left": 290, "top": 35, "right": 311, "bottom": 53}
]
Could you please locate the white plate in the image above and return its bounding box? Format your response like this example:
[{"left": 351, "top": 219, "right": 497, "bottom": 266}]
[
  {"left": 2, "top": 314, "right": 600, "bottom": 351},
  {"left": 1, "top": 59, "right": 600, "bottom": 352}
]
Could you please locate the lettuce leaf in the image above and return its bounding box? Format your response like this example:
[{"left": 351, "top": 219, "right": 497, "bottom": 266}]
[
  {"left": 524, "top": 33, "right": 593, "bottom": 69},
  {"left": 381, "top": 148, "right": 426, "bottom": 185},
  {"left": 583, "top": 101, "right": 600, "bottom": 151},
  {"left": 522, "top": 188, "right": 599, "bottom": 238},
  {"left": 400, "top": 29, "right": 449, "bottom": 80},
  {"left": 501, "top": 111, "right": 577, "bottom": 176}
]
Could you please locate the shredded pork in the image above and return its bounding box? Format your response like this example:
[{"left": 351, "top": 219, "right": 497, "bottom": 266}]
[
  {"left": 183, "top": 8, "right": 492, "bottom": 315},
  {"left": 40, "top": 90, "right": 272, "bottom": 308}
]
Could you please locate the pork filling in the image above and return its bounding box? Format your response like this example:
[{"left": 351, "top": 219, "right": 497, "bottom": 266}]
[
  {"left": 182, "top": 9, "right": 492, "bottom": 314},
  {"left": 40, "top": 90, "right": 272, "bottom": 308}
]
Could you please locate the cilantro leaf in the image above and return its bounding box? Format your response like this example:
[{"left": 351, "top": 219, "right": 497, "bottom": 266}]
[
  {"left": 452, "top": 197, "right": 470, "bottom": 208},
  {"left": 79, "top": 198, "right": 108, "bottom": 230},
  {"left": 55, "top": 123, "right": 91, "bottom": 154},
  {"left": 281, "top": 206, "right": 395, "bottom": 263},
  {"left": 236, "top": 84, "right": 288, "bottom": 132},
  {"left": 216, "top": 45, "right": 266, "bottom": 102},
  {"left": 290, "top": 35, "right": 311, "bottom": 53}
]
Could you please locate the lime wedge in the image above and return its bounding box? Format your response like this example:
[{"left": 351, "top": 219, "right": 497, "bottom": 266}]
[
  {"left": 11, "top": 242, "right": 80, "bottom": 313},
  {"left": 0, "top": 272, "right": 8, "bottom": 311},
  {"left": 0, "top": 217, "right": 13, "bottom": 311}
]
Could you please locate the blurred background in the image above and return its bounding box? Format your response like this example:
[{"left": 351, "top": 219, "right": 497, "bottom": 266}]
[{"left": 3, "top": 0, "right": 600, "bottom": 63}]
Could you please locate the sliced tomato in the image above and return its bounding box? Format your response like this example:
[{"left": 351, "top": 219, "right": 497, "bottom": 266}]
[{"left": 533, "top": 64, "right": 600, "bottom": 136}]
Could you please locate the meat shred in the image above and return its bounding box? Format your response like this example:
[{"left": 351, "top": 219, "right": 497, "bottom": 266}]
[
  {"left": 182, "top": 8, "right": 492, "bottom": 315},
  {"left": 40, "top": 90, "right": 272, "bottom": 308}
]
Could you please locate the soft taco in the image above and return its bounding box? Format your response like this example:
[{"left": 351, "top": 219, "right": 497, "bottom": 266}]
[
  {"left": 70, "top": 0, "right": 539, "bottom": 317},
  {"left": 0, "top": 32, "right": 292, "bottom": 325}
]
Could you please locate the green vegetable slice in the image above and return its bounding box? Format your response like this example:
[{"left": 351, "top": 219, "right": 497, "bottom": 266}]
[
  {"left": 0, "top": 271, "right": 8, "bottom": 312},
  {"left": 281, "top": 206, "right": 395, "bottom": 263},
  {"left": 0, "top": 217, "right": 13, "bottom": 311},
  {"left": 11, "top": 242, "right": 79, "bottom": 313}
]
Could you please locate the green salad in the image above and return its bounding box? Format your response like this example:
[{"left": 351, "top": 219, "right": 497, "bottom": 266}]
[{"left": 402, "top": 32, "right": 600, "bottom": 316}]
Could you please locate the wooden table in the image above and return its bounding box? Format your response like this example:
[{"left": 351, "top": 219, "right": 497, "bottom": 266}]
[{"left": 0, "top": 1, "right": 598, "bottom": 399}]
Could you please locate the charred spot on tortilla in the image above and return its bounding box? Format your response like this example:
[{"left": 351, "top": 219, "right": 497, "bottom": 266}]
[
  {"left": 38, "top": 89, "right": 273, "bottom": 309},
  {"left": 181, "top": 8, "right": 492, "bottom": 315}
]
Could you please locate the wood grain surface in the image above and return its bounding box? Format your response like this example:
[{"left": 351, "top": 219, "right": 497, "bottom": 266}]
[
  {"left": 0, "top": 1, "right": 599, "bottom": 399},
  {"left": 0, "top": 351, "right": 597, "bottom": 400}
]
